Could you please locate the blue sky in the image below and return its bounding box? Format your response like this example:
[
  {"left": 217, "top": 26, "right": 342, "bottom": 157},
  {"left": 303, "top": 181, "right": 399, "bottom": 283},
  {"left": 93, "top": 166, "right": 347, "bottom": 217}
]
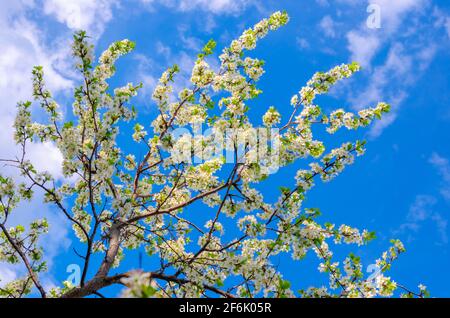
[{"left": 1, "top": 0, "right": 450, "bottom": 297}]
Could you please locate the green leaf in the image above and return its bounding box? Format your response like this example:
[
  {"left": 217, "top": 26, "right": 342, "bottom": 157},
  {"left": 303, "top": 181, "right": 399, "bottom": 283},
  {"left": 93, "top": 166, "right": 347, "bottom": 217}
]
[{"left": 63, "top": 121, "right": 74, "bottom": 129}]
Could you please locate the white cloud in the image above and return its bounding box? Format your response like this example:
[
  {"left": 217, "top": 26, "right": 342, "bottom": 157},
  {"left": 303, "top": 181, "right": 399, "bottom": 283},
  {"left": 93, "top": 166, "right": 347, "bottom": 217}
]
[
  {"left": 431, "top": 213, "right": 448, "bottom": 245},
  {"left": 431, "top": 6, "right": 450, "bottom": 39},
  {"left": 362, "top": 40, "right": 435, "bottom": 137},
  {"left": 43, "top": 0, "right": 118, "bottom": 35},
  {"left": 346, "top": 0, "right": 426, "bottom": 67},
  {"left": 429, "top": 153, "right": 450, "bottom": 180},
  {"left": 368, "top": 112, "right": 398, "bottom": 139},
  {"left": 177, "top": 25, "right": 204, "bottom": 52},
  {"left": 319, "top": 15, "right": 337, "bottom": 38},
  {"left": 0, "top": 1, "right": 74, "bottom": 290},
  {"left": 0, "top": 267, "right": 17, "bottom": 287},
  {"left": 346, "top": 31, "right": 380, "bottom": 67},
  {"left": 316, "top": 0, "right": 360, "bottom": 6},
  {"left": 27, "top": 142, "right": 65, "bottom": 179},
  {"left": 429, "top": 153, "right": 450, "bottom": 200},
  {"left": 296, "top": 37, "right": 310, "bottom": 50},
  {"left": 315, "top": 0, "right": 329, "bottom": 6},
  {"left": 132, "top": 53, "right": 158, "bottom": 104},
  {"left": 408, "top": 195, "right": 436, "bottom": 223},
  {"left": 342, "top": 0, "right": 443, "bottom": 137},
  {"left": 399, "top": 195, "right": 448, "bottom": 244},
  {"left": 374, "top": 0, "right": 425, "bottom": 31},
  {"left": 396, "top": 153, "right": 450, "bottom": 245},
  {"left": 140, "top": 0, "right": 255, "bottom": 15},
  {"left": 445, "top": 18, "right": 450, "bottom": 39},
  {"left": 0, "top": 3, "right": 72, "bottom": 176},
  {"left": 349, "top": 43, "right": 413, "bottom": 109}
]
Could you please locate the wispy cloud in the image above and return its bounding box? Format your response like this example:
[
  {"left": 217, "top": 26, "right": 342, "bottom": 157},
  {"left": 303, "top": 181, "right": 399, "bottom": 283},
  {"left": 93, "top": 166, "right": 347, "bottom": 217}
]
[
  {"left": 132, "top": 41, "right": 199, "bottom": 108},
  {"left": 43, "top": 0, "right": 119, "bottom": 35},
  {"left": 396, "top": 153, "right": 450, "bottom": 245},
  {"left": 140, "top": 0, "right": 257, "bottom": 15},
  {"left": 0, "top": 1, "right": 72, "bottom": 178},
  {"left": 346, "top": 31, "right": 380, "bottom": 68},
  {"left": 429, "top": 153, "right": 450, "bottom": 200},
  {"left": 0, "top": 1, "right": 76, "bottom": 290},
  {"left": 398, "top": 195, "right": 448, "bottom": 244},
  {"left": 341, "top": 0, "right": 447, "bottom": 137},
  {"left": 0, "top": 267, "right": 17, "bottom": 288},
  {"left": 319, "top": 15, "right": 337, "bottom": 38}
]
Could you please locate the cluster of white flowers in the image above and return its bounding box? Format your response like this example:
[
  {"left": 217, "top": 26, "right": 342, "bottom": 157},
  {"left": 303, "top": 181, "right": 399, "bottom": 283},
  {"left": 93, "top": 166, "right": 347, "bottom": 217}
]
[
  {"left": 185, "top": 158, "right": 223, "bottom": 191},
  {"left": 13, "top": 101, "right": 33, "bottom": 143},
  {"left": 238, "top": 215, "right": 265, "bottom": 237},
  {"left": 132, "top": 123, "right": 147, "bottom": 142},
  {"left": 32, "top": 66, "right": 61, "bottom": 121},
  {"left": 204, "top": 220, "right": 224, "bottom": 236},
  {"left": 225, "top": 11, "right": 289, "bottom": 57},
  {"left": 191, "top": 60, "right": 215, "bottom": 88},
  {"left": 72, "top": 209, "right": 92, "bottom": 242},
  {"left": 295, "top": 170, "right": 315, "bottom": 191},
  {"left": 335, "top": 225, "right": 364, "bottom": 245},
  {"left": 327, "top": 102, "right": 391, "bottom": 134},
  {"left": 152, "top": 65, "right": 179, "bottom": 111},
  {"left": 262, "top": 106, "right": 281, "bottom": 127},
  {"left": 96, "top": 39, "right": 135, "bottom": 83},
  {"left": 155, "top": 186, "right": 190, "bottom": 211},
  {"left": 0, "top": 278, "right": 32, "bottom": 298},
  {"left": 121, "top": 270, "right": 158, "bottom": 298},
  {"left": 0, "top": 11, "right": 423, "bottom": 299},
  {"left": 291, "top": 62, "right": 361, "bottom": 107},
  {"left": 374, "top": 275, "right": 397, "bottom": 297},
  {"left": 243, "top": 57, "right": 265, "bottom": 81},
  {"left": 0, "top": 175, "right": 49, "bottom": 297}
]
